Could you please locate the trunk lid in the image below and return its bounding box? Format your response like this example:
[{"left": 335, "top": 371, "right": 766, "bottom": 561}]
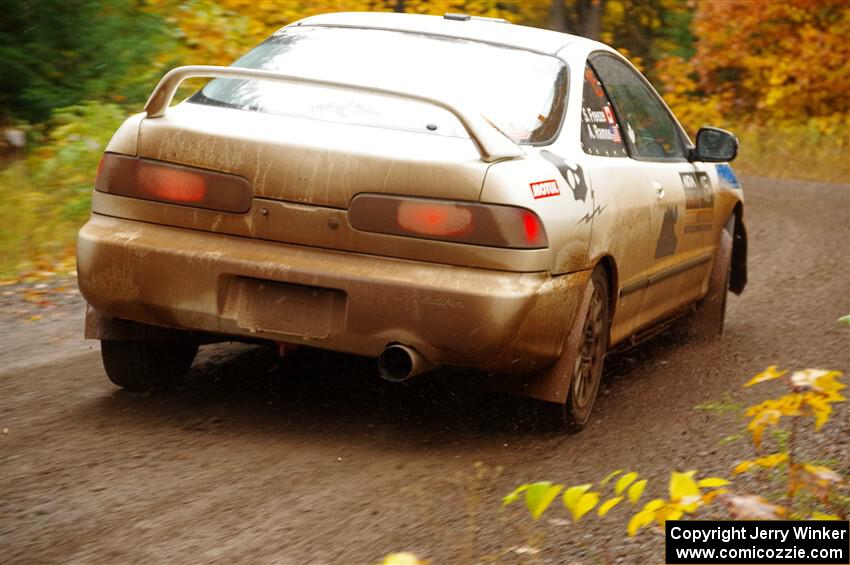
[{"left": 136, "top": 102, "right": 489, "bottom": 208}]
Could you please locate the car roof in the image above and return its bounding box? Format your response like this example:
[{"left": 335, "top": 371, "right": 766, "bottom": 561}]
[{"left": 294, "top": 12, "right": 608, "bottom": 56}]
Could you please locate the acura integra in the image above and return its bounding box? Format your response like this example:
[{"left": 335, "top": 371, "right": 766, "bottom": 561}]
[{"left": 78, "top": 12, "right": 747, "bottom": 431}]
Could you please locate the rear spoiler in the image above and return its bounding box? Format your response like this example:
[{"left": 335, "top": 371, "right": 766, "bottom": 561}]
[{"left": 144, "top": 65, "right": 524, "bottom": 163}]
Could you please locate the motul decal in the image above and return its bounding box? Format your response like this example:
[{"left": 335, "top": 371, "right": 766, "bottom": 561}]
[{"left": 530, "top": 179, "right": 560, "bottom": 199}]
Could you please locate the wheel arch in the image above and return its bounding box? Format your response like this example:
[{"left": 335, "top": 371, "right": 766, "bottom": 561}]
[{"left": 595, "top": 254, "right": 619, "bottom": 326}]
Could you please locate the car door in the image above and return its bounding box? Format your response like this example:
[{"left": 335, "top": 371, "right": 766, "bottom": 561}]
[
  {"left": 590, "top": 53, "right": 714, "bottom": 329},
  {"left": 577, "top": 63, "right": 655, "bottom": 344}
]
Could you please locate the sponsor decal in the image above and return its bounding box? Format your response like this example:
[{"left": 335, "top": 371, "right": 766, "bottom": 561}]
[
  {"left": 529, "top": 179, "right": 560, "bottom": 199},
  {"left": 716, "top": 163, "right": 741, "bottom": 189},
  {"left": 655, "top": 205, "right": 679, "bottom": 258},
  {"left": 539, "top": 151, "right": 589, "bottom": 201},
  {"left": 680, "top": 171, "right": 714, "bottom": 209}
]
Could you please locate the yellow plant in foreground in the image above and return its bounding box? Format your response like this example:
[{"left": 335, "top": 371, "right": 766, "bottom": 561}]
[
  {"left": 502, "top": 368, "right": 847, "bottom": 542},
  {"left": 376, "top": 553, "right": 429, "bottom": 565}
]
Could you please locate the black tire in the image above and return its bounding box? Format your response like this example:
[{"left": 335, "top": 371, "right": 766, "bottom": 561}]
[
  {"left": 101, "top": 339, "right": 198, "bottom": 391},
  {"left": 532, "top": 268, "right": 610, "bottom": 433},
  {"left": 691, "top": 216, "right": 734, "bottom": 336}
]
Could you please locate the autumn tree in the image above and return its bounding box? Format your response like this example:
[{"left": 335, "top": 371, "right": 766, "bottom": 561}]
[{"left": 664, "top": 0, "right": 850, "bottom": 123}]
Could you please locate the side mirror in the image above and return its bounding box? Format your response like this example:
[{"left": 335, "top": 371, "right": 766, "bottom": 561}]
[{"left": 690, "top": 126, "right": 738, "bottom": 162}]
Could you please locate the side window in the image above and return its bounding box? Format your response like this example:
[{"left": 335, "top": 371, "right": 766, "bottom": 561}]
[
  {"left": 591, "top": 55, "right": 687, "bottom": 161},
  {"left": 581, "top": 65, "right": 627, "bottom": 157}
]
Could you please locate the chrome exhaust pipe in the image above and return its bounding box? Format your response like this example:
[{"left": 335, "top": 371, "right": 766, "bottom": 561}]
[{"left": 377, "top": 344, "right": 432, "bottom": 382}]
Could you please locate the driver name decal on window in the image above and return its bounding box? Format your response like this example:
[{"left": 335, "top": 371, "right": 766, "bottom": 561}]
[{"left": 581, "top": 66, "right": 627, "bottom": 157}]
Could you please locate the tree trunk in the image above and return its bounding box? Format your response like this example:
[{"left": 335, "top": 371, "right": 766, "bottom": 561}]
[
  {"left": 577, "top": 0, "right": 606, "bottom": 40},
  {"left": 551, "top": 0, "right": 606, "bottom": 40},
  {"left": 549, "top": 0, "right": 568, "bottom": 32}
]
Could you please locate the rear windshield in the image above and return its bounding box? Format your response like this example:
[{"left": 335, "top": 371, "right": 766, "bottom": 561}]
[{"left": 189, "top": 26, "right": 567, "bottom": 144}]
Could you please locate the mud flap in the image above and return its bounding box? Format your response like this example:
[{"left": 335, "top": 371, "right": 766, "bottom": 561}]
[
  {"left": 487, "top": 273, "right": 595, "bottom": 404},
  {"left": 690, "top": 216, "right": 734, "bottom": 336},
  {"left": 85, "top": 306, "right": 194, "bottom": 342}
]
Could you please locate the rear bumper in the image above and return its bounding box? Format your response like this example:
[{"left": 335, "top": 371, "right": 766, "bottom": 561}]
[{"left": 77, "top": 214, "right": 589, "bottom": 372}]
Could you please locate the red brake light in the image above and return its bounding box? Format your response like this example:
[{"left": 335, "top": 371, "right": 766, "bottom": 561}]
[
  {"left": 349, "top": 194, "right": 548, "bottom": 249},
  {"left": 397, "top": 201, "right": 473, "bottom": 237},
  {"left": 95, "top": 155, "right": 105, "bottom": 184},
  {"left": 95, "top": 153, "right": 251, "bottom": 213},
  {"left": 136, "top": 164, "right": 206, "bottom": 203},
  {"left": 522, "top": 210, "right": 541, "bottom": 244}
]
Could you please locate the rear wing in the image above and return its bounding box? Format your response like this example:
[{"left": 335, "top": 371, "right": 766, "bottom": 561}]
[{"left": 144, "top": 65, "right": 524, "bottom": 163}]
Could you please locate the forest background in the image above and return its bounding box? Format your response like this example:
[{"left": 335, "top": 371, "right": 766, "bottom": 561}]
[{"left": 1, "top": 0, "right": 847, "bottom": 277}]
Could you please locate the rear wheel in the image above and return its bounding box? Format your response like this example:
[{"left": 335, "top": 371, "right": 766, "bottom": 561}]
[
  {"left": 532, "top": 268, "right": 610, "bottom": 433},
  {"left": 101, "top": 339, "right": 198, "bottom": 391}
]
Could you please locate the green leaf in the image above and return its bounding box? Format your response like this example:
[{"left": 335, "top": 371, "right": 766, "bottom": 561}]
[
  {"left": 837, "top": 315, "right": 850, "bottom": 325},
  {"left": 502, "top": 484, "right": 529, "bottom": 506},
  {"left": 524, "top": 481, "right": 563, "bottom": 520},
  {"left": 598, "top": 496, "right": 623, "bottom": 517},
  {"left": 628, "top": 479, "right": 648, "bottom": 503},
  {"left": 562, "top": 484, "right": 593, "bottom": 511},
  {"left": 615, "top": 472, "right": 639, "bottom": 495}
]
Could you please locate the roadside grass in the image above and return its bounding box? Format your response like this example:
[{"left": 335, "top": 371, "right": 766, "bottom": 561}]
[
  {"left": 1, "top": 103, "right": 126, "bottom": 279},
  {"left": 1, "top": 117, "right": 847, "bottom": 280},
  {"left": 732, "top": 120, "right": 850, "bottom": 185}
]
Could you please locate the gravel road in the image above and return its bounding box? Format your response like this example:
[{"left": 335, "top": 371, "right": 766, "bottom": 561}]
[{"left": 1, "top": 176, "right": 848, "bottom": 564}]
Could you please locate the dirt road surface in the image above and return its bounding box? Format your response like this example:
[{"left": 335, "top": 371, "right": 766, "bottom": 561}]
[{"left": 2, "top": 176, "right": 848, "bottom": 564}]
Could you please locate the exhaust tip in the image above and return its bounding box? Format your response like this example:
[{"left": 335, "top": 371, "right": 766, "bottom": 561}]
[{"left": 378, "top": 344, "right": 430, "bottom": 382}]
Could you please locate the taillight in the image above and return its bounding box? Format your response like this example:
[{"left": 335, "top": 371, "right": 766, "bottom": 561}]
[
  {"left": 349, "top": 194, "right": 548, "bottom": 249},
  {"left": 397, "top": 201, "right": 473, "bottom": 237},
  {"left": 94, "top": 153, "right": 251, "bottom": 213}
]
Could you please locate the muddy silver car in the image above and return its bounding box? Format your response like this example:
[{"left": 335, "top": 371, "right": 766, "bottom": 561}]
[{"left": 78, "top": 12, "right": 747, "bottom": 431}]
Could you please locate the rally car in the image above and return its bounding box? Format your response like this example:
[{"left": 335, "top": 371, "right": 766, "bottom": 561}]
[{"left": 77, "top": 11, "right": 747, "bottom": 431}]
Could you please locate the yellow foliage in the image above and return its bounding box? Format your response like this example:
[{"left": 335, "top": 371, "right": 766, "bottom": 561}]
[
  {"left": 570, "top": 492, "right": 600, "bottom": 522},
  {"left": 627, "top": 499, "right": 663, "bottom": 537},
  {"left": 562, "top": 485, "right": 600, "bottom": 522},
  {"left": 562, "top": 484, "right": 593, "bottom": 510},
  {"left": 698, "top": 477, "right": 730, "bottom": 488},
  {"left": 627, "top": 479, "right": 647, "bottom": 504},
  {"left": 734, "top": 452, "right": 789, "bottom": 475},
  {"left": 378, "top": 553, "right": 428, "bottom": 565},
  {"left": 744, "top": 366, "right": 788, "bottom": 388},
  {"left": 809, "top": 512, "right": 841, "bottom": 521},
  {"left": 655, "top": 1, "right": 849, "bottom": 183},
  {"left": 599, "top": 469, "right": 623, "bottom": 487},
  {"left": 614, "top": 472, "right": 638, "bottom": 495},
  {"left": 689, "top": 0, "right": 850, "bottom": 121},
  {"left": 597, "top": 496, "right": 623, "bottom": 517},
  {"left": 743, "top": 368, "right": 845, "bottom": 447}
]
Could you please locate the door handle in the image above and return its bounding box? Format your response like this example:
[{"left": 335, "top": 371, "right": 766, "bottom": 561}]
[{"left": 652, "top": 181, "right": 665, "bottom": 200}]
